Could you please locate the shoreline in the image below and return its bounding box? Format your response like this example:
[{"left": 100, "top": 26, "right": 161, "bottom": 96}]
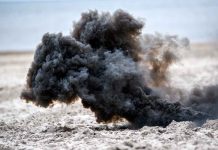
[
  {"left": 0, "top": 51, "right": 33, "bottom": 55},
  {"left": 0, "top": 41, "right": 217, "bottom": 55}
]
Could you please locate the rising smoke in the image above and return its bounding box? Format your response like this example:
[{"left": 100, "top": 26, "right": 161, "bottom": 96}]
[{"left": 21, "top": 10, "right": 217, "bottom": 127}]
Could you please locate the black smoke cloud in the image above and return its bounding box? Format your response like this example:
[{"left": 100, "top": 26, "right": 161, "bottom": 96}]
[
  {"left": 188, "top": 85, "right": 218, "bottom": 118},
  {"left": 21, "top": 10, "right": 214, "bottom": 127}
]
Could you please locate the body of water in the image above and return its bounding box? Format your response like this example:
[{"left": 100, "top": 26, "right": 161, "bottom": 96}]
[{"left": 0, "top": 0, "right": 218, "bottom": 51}]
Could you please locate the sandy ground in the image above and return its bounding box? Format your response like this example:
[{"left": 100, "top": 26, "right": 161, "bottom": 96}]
[{"left": 0, "top": 44, "right": 218, "bottom": 150}]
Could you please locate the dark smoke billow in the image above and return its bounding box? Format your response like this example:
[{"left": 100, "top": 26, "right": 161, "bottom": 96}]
[
  {"left": 188, "top": 85, "right": 218, "bottom": 118},
  {"left": 21, "top": 10, "right": 214, "bottom": 127}
]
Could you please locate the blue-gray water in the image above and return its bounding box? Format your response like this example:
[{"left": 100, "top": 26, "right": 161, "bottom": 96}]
[{"left": 0, "top": 0, "right": 218, "bottom": 51}]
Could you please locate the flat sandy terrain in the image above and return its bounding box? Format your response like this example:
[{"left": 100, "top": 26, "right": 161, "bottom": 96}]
[{"left": 0, "top": 43, "right": 218, "bottom": 150}]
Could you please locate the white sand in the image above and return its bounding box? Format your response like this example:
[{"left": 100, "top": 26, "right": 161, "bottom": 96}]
[{"left": 0, "top": 44, "right": 217, "bottom": 150}]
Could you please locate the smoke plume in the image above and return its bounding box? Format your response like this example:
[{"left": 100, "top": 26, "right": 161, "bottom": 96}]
[
  {"left": 21, "top": 10, "right": 216, "bottom": 127},
  {"left": 188, "top": 85, "right": 218, "bottom": 118}
]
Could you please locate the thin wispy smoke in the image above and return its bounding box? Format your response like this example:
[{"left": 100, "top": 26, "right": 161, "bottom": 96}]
[{"left": 21, "top": 10, "right": 216, "bottom": 127}]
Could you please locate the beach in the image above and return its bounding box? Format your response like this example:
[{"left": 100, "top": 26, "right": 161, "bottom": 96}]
[{"left": 0, "top": 43, "right": 217, "bottom": 150}]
